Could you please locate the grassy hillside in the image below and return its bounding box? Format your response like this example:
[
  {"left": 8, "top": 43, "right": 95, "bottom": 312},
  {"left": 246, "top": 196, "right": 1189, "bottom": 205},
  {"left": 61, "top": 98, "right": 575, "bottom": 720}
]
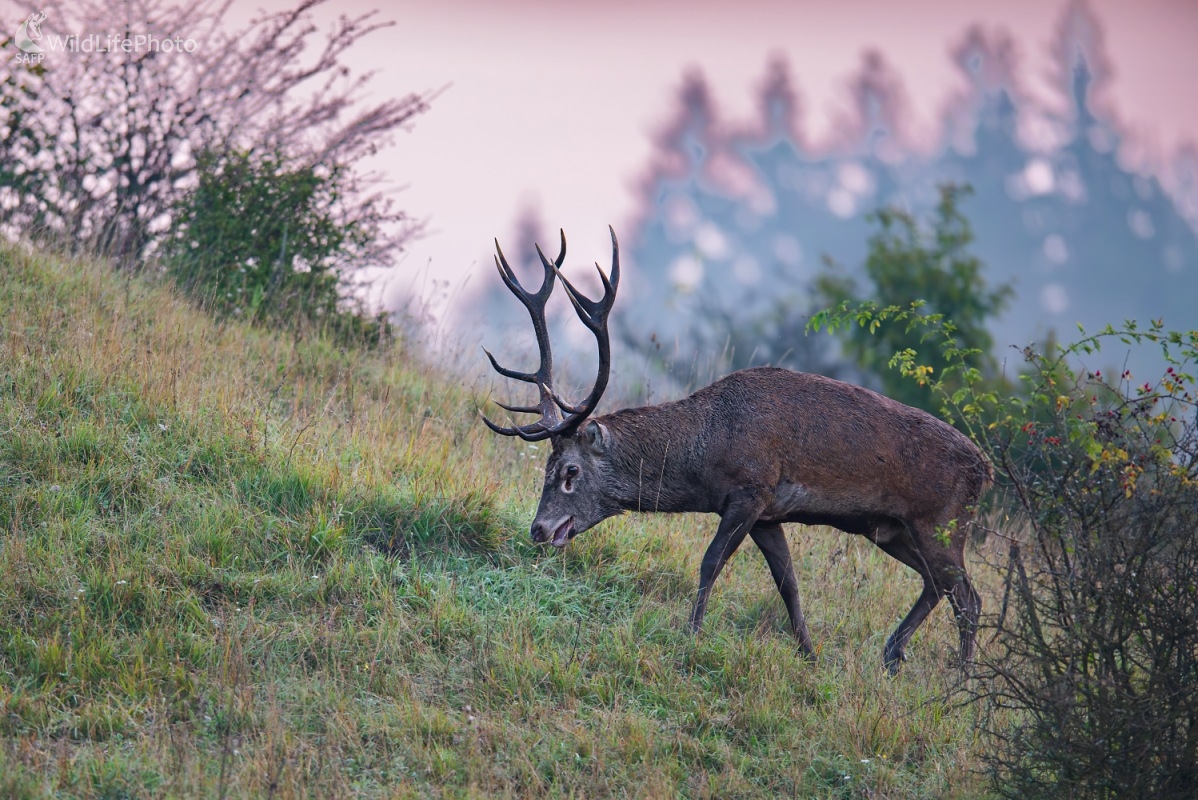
[{"left": 0, "top": 245, "right": 989, "bottom": 798}]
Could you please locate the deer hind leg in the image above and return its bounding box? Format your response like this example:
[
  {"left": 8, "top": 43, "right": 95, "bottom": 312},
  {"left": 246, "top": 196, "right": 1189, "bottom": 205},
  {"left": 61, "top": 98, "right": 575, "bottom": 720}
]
[
  {"left": 946, "top": 567, "right": 981, "bottom": 667},
  {"left": 749, "top": 523, "right": 815, "bottom": 657},
  {"left": 928, "top": 510, "right": 982, "bottom": 668},
  {"left": 688, "top": 493, "right": 761, "bottom": 634},
  {"left": 876, "top": 519, "right": 978, "bottom": 674}
]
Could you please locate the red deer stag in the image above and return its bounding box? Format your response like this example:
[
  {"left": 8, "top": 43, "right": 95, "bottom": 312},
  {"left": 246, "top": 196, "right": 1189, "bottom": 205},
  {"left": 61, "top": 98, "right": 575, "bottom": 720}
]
[{"left": 482, "top": 227, "right": 991, "bottom": 673}]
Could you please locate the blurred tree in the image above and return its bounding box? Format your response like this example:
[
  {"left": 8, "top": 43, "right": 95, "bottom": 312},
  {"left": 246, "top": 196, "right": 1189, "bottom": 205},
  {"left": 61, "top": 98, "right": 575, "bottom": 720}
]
[
  {"left": 616, "top": 64, "right": 850, "bottom": 393},
  {"left": 816, "top": 185, "right": 1014, "bottom": 411},
  {"left": 623, "top": 275, "right": 845, "bottom": 395},
  {"left": 0, "top": 0, "right": 432, "bottom": 268},
  {"left": 614, "top": 4, "right": 1198, "bottom": 394}
]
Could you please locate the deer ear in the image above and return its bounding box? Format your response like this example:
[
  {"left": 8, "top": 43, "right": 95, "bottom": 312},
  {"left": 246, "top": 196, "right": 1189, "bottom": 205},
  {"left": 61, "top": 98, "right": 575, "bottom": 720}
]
[{"left": 583, "top": 420, "right": 608, "bottom": 452}]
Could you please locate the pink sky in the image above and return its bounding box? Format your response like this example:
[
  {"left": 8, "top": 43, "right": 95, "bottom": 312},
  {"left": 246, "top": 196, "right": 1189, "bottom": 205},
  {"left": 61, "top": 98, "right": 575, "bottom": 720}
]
[
  {"left": 9, "top": 0, "right": 1195, "bottom": 319},
  {"left": 343, "top": 0, "right": 1197, "bottom": 321}
]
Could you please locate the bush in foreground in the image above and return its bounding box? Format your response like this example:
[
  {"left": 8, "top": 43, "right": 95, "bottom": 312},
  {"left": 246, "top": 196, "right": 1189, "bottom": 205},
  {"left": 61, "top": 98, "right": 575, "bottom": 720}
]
[
  {"left": 975, "top": 326, "right": 1198, "bottom": 798},
  {"left": 813, "top": 304, "right": 1198, "bottom": 798}
]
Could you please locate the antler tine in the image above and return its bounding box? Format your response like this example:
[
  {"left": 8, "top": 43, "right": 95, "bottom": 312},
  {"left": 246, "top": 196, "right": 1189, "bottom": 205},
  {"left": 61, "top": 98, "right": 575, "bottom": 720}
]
[
  {"left": 537, "top": 226, "right": 620, "bottom": 433},
  {"left": 494, "top": 238, "right": 551, "bottom": 307},
  {"left": 481, "top": 227, "right": 618, "bottom": 441},
  {"left": 532, "top": 227, "right": 567, "bottom": 273},
  {"left": 481, "top": 347, "right": 539, "bottom": 385},
  {"left": 479, "top": 411, "right": 556, "bottom": 442},
  {"left": 494, "top": 399, "right": 545, "bottom": 415},
  {"left": 481, "top": 231, "right": 569, "bottom": 440},
  {"left": 549, "top": 226, "right": 620, "bottom": 334}
]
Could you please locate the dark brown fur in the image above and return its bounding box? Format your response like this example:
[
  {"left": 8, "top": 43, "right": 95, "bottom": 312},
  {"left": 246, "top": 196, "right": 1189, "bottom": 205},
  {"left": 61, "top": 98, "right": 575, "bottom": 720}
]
[
  {"left": 482, "top": 229, "right": 990, "bottom": 673},
  {"left": 531, "top": 367, "right": 991, "bottom": 673}
]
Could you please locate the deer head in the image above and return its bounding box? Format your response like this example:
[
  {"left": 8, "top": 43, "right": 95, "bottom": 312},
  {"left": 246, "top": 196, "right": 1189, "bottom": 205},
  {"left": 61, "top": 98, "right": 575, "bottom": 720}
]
[{"left": 482, "top": 227, "right": 621, "bottom": 546}]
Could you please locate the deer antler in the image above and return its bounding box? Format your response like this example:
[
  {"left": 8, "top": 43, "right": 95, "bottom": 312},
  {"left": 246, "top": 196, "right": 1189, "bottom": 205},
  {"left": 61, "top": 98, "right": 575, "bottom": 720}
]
[{"left": 482, "top": 227, "right": 620, "bottom": 441}]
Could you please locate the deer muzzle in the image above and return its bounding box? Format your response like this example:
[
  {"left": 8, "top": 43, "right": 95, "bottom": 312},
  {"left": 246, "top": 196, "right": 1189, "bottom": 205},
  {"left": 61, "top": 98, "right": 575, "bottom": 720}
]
[{"left": 531, "top": 515, "right": 576, "bottom": 548}]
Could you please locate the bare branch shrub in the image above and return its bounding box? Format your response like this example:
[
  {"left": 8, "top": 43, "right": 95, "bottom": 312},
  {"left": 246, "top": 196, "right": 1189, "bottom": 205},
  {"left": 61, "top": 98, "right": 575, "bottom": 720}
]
[
  {"left": 0, "top": 0, "right": 432, "bottom": 267},
  {"left": 812, "top": 304, "right": 1198, "bottom": 799},
  {"left": 973, "top": 330, "right": 1198, "bottom": 799}
]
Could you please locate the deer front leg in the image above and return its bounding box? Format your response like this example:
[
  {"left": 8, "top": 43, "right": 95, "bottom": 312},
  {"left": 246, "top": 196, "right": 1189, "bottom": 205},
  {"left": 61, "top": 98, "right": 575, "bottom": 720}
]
[
  {"left": 750, "top": 522, "right": 815, "bottom": 657},
  {"left": 688, "top": 493, "right": 763, "bottom": 633}
]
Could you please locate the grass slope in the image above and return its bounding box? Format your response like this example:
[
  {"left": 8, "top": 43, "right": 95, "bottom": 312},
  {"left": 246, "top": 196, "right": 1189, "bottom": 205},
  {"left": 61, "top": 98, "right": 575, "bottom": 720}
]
[{"left": 0, "top": 245, "right": 988, "bottom": 798}]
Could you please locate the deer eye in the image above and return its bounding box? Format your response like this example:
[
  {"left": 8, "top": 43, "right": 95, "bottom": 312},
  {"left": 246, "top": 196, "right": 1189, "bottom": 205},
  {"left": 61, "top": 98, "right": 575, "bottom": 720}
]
[{"left": 561, "top": 464, "right": 580, "bottom": 492}]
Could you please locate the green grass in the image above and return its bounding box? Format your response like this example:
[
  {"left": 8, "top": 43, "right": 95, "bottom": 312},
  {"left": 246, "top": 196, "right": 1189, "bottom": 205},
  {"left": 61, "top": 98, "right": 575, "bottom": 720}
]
[{"left": 0, "top": 244, "right": 991, "bottom": 797}]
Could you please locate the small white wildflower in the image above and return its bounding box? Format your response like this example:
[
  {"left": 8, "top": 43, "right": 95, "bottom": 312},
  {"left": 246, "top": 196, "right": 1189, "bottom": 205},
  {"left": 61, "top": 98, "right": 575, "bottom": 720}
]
[
  {"left": 158, "top": 423, "right": 167, "bottom": 431},
  {"left": 860, "top": 759, "right": 870, "bottom": 764},
  {"left": 76, "top": 588, "right": 85, "bottom": 594},
  {"left": 312, "top": 575, "right": 320, "bottom": 580},
  {"left": 116, "top": 580, "right": 127, "bottom": 585}
]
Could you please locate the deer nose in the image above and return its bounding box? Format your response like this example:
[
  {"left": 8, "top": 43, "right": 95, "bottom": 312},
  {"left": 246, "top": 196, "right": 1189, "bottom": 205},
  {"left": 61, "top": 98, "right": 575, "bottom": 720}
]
[{"left": 530, "top": 521, "right": 551, "bottom": 543}]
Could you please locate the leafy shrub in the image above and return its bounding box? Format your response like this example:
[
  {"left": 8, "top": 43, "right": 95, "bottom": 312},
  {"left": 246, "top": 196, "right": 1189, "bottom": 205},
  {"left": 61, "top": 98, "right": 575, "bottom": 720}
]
[
  {"left": 812, "top": 305, "right": 1198, "bottom": 799},
  {"left": 163, "top": 149, "right": 391, "bottom": 343},
  {"left": 975, "top": 326, "right": 1198, "bottom": 799}
]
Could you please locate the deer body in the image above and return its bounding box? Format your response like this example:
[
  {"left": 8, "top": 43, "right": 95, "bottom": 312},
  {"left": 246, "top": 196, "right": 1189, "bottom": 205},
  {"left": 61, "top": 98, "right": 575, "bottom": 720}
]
[
  {"left": 483, "top": 229, "right": 990, "bottom": 673},
  {"left": 562, "top": 367, "right": 986, "bottom": 521}
]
